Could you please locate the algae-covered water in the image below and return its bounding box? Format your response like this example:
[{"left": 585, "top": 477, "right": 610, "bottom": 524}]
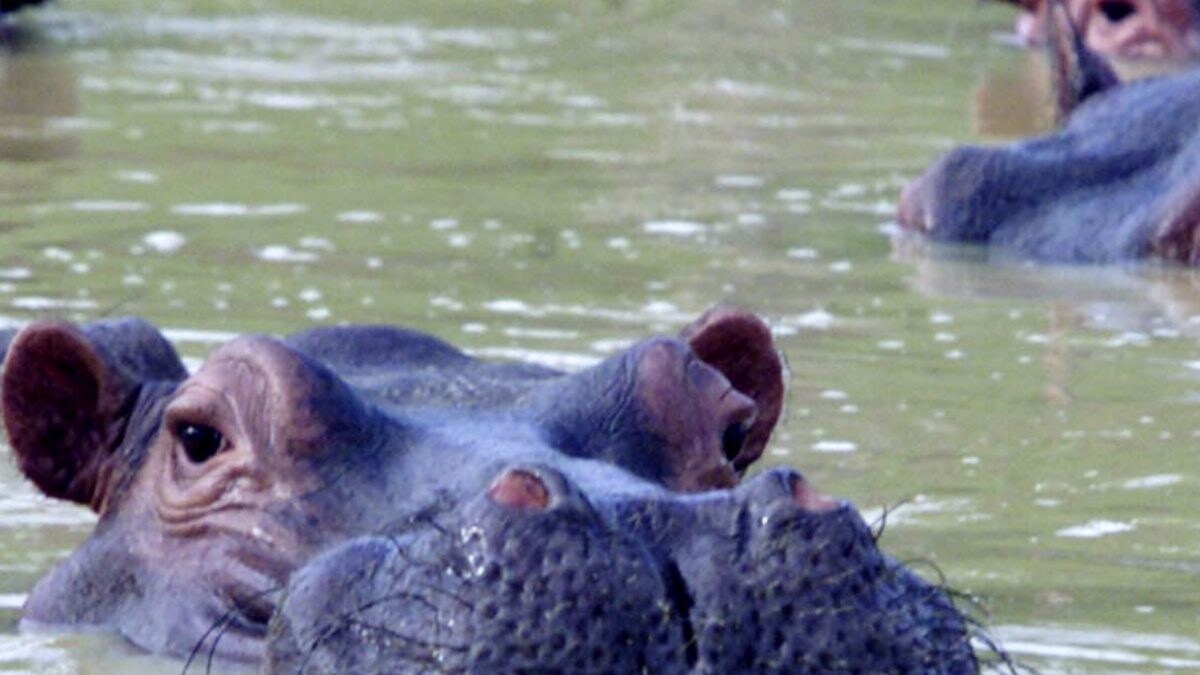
[{"left": 0, "top": 0, "right": 1197, "bottom": 672}]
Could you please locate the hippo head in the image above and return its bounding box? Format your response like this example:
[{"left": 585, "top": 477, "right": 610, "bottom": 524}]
[
  {"left": 2, "top": 320, "right": 390, "bottom": 659},
  {"left": 1, "top": 309, "right": 793, "bottom": 663},
  {"left": 1004, "top": 0, "right": 1200, "bottom": 59},
  {"left": 899, "top": 10, "right": 1200, "bottom": 265},
  {"left": 267, "top": 465, "right": 979, "bottom": 673}
]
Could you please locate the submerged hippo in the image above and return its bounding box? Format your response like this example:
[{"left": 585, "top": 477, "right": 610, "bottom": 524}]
[
  {"left": 0, "top": 0, "right": 50, "bottom": 16},
  {"left": 998, "top": 0, "right": 1200, "bottom": 59},
  {"left": 1, "top": 309, "right": 980, "bottom": 672},
  {"left": 900, "top": 3, "right": 1200, "bottom": 265}
]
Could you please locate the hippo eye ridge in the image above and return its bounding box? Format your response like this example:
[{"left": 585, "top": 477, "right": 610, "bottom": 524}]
[{"left": 174, "top": 422, "right": 226, "bottom": 464}]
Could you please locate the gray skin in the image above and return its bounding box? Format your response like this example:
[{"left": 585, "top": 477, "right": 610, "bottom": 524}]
[
  {"left": 0, "top": 308, "right": 976, "bottom": 672},
  {"left": 898, "top": 12, "right": 1200, "bottom": 265}
]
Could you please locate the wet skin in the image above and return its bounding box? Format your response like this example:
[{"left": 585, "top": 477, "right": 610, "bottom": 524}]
[
  {"left": 898, "top": 41, "right": 1200, "bottom": 264},
  {"left": 1000, "top": 0, "right": 1200, "bottom": 59},
  {"left": 268, "top": 467, "right": 975, "bottom": 674},
  {"left": 0, "top": 309, "right": 977, "bottom": 672}
]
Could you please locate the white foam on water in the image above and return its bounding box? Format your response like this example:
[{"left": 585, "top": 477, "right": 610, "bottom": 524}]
[
  {"left": 256, "top": 245, "right": 319, "bottom": 263},
  {"left": 70, "top": 200, "right": 149, "bottom": 213},
  {"left": 142, "top": 231, "right": 186, "bottom": 253},
  {"left": 1056, "top": 519, "right": 1135, "bottom": 539},
  {"left": 11, "top": 297, "right": 97, "bottom": 311},
  {"left": 643, "top": 220, "right": 707, "bottom": 236},
  {"left": 172, "top": 202, "right": 307, "bottom": 217},
  {"left": 993, "top": 625, "right": 1200, "bottom": 669},
  {"left": 715, "top": 174, "right": 764, "bottom": 188},
  {"left": 1122, "top": 474, "right": 1183, "bottom": 490},
  {"left": 811, "top": 440, "right": 857, "bottom": 453}
]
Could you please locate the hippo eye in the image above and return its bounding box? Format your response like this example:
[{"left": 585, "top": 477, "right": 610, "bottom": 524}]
[
  {"left": 174, "top": 423, "right": 226, "bottom": 464},
  {"left": 721, "top": 421, "right": 749, "bottom": 462}
]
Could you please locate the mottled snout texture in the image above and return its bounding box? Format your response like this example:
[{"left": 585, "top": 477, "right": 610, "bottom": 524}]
[
  {"left": 899, "top": 65, "right": 1200, "bottom": 265},
  {"left": 268, "top": 468, "right": 977, "bottom": 674}
]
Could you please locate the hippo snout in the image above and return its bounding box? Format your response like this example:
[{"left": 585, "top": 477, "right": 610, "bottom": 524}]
[
  {"left": 266, "top": 465, "right": 689, "bottom": 674},
  {"left": 898, "top": 174, "right": 933, "bottom": 234},
  {"left": 269, "top": 466, "right": 980, "bottom": 674}
]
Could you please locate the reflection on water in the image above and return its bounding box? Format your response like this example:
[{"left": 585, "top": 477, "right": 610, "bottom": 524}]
[
  {"left": 969, "top": 46, "right": 1189, "bottom": 138},
  {"left": 0, "top": 29, "right": 77, "bottom": 160},
  {"left": 0, "top": 0, "right": 1198, "bottom": 672},
  {"left": 996, "top": 624, "right": 1200, "bottom": 671},
  {"left": 0, "top": 25, "right": 78, "bottom": 235}
]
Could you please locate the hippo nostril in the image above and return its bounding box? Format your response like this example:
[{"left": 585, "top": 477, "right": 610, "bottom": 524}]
[
  {"left": 720, "top": 420, "right": 750, "bottom": 462},
  {"left": 1098, "top": 0, "right": 1136, "bottom": 23},
  {"left": 487, "top": 469, "right": 550, "bottom": 510},
  {"left": 788, "top": 473, "right": 838, "bottom": 513}
]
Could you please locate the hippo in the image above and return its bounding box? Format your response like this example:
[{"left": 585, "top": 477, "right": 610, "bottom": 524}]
[
  {"left": 0, "top": 0, "right": 50, "bottom": 16},
  {"left": 899, "top": 2, "right": 1200, "bottom": 265},
  {"left": 998, "top": 0, "right": 1200, "bottom": 59},
  {"left": 1, "top": 309, "right": 981, "bottom": 672}
]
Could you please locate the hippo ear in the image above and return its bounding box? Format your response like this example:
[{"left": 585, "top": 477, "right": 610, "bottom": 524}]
[
  {"left": 1046, "top": 0, "right": 1120, "bottom": 122},
  {"left": 534, "top": 308, "right": 783, "bottom": 492},
  {"left": 679, "top": 306, "right": 784, "bottom": 474},
  {"left": 2, "top": 321, "right": 147, "bottom": 510}
]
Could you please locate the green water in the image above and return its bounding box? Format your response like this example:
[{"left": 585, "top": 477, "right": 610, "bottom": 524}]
[{"left": 0, "top": 0, "right": 1197, "bottom": 672}]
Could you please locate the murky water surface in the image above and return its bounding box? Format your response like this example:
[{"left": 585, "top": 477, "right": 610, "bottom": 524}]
[{"left": 0, "top": 0, "right": 1198, "bottom": 672}]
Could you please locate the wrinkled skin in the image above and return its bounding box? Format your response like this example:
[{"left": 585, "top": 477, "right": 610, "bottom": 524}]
[
  {"left": 898, "top": 29, "right": 1200, "bottom": 265},
  {"left": 1001, "top": 0, "right": 1200, "bottom": 59},
  {"left": 0, "top": 309, "right": 977, "bottom": 672}
]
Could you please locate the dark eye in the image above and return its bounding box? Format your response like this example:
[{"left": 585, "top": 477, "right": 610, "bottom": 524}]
[
  {"left": 722, "top": 421, "right": 749, "bottom": 462},
  {"left": 175, "top": 423, "right": 226, "bottom": 464}
]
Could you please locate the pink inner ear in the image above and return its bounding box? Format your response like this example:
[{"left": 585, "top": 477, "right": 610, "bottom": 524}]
[
  {"left": 2, "top": 322, "right": 128, "bottom": 510},
  {"left": 679, "top": 307, "right": 784, "bottom": 474}
]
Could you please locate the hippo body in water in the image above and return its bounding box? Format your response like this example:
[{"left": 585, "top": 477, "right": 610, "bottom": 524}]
[
  {"left": 900, "top": 6, "right": 1200, "bottom": 266},
  {"left": 1, "top": 310, "right": 979, "bottom": 672}
]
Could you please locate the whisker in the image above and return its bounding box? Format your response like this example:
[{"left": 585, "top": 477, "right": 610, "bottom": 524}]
[
  {"left": 870, "top": 497, "right": 914, "bottom": 543},
  {"left": 181, "top": 584, "right": 283, "bottom": 675}
]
